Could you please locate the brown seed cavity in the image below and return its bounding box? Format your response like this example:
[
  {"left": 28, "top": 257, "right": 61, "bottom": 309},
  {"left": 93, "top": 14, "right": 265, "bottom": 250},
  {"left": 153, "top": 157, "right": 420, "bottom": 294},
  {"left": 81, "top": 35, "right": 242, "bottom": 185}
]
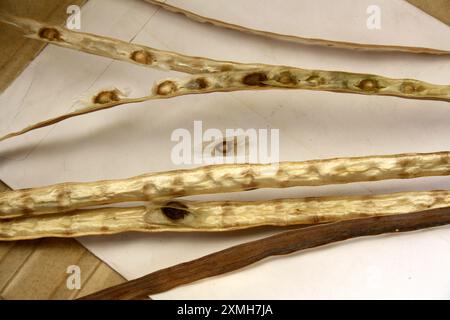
[
  {"left": 156, "top": 80, "right": 177, "bottom": 95},
  {"left": 187, "top": 77, "right": 209, "bottom": 90},
  {"left": 305, "top": 75, "right": 326, "bottom": 86},
  {"left": 277, "top": 71, "right": 297, "bottom": 85},
  {"left": 242, "top": 72, "right": 268, "bottom": 86},
  {"left": 38, "top": 27, "right": 61, "bottom": 41},
  {"left": 161, "top": 201, "right": 190, "bottom": 220},
  {"left": 357, "top": 79, "right": 379, "bottom": 92},
  {"left": 93, "top": 90, "right": 121, "bottom": 104},
  {"left": 400, "top": 82, "right": 425, "bottom": 94},
  {"left": 130, "top": 50, "right": 154, "bottom": 64}
]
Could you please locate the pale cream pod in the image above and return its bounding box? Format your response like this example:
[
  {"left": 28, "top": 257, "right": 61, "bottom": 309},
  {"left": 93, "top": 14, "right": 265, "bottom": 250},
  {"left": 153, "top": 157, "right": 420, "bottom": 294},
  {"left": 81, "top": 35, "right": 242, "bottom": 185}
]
[
  {"left": 1, "top": 151, "right": 450, "bottom": 219},
  {"left": 1, "top": 65, "right": 449, "bottom": 142},
  {"left": 0, "top": 13, "right": 260, "bottom": 74},
  {"left": 145, "top": 0, "right": 450, "bottom": 55},
  {"left": 1, "top": 190, "right": 450, "bottom": 240}
]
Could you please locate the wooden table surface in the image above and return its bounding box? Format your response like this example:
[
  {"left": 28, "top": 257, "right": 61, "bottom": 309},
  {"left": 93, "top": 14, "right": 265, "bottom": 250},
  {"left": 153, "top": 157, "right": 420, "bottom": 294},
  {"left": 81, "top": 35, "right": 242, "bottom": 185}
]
[
  {"left": 0, "top": 0, "right": 448, "bottom": 300},
  {"left": 407, "top": 0, "right": 450, "bottom": 26}
]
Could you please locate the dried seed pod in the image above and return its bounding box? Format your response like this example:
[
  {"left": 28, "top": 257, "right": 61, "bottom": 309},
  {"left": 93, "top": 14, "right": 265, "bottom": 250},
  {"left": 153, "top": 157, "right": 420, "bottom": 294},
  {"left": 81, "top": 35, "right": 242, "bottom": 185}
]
[
  {"left": 2, "top": 66, "right": 448, "bottom": 142},
  {"left": 161, "top": 201, "right": 190, "bottom": 220},
  {"left": 145, "top": 0, "right": 450, "bottom": 55},
  {"left": 1, "top": 151, "right": 450, "bottom": 219},
  {"left": 38, "top": 27, "right": 61, "bottom": 41},
  {"left": 130, "top": 50, "right": 154, "bottom": 65},
  {"left": 155, "top": 80, "right": 178, "bottom": 95},
  {"left": 0, "top": 13, "right": 260, "bottom": 74},
  {"left": 92, "top": 89, "right": 121, "bottom": 104},
  {"left": 2, "top": 190, "right": 450, "bottom": 240}
]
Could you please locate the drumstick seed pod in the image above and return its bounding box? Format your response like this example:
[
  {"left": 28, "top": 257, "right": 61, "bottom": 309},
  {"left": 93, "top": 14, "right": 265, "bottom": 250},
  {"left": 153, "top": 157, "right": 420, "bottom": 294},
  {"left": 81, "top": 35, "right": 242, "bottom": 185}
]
[
  {"left": 1, "top": 190, "right": 450, "bottom": 240},
  {"left": 1, "top": 66, "right": 449, "bottom": 142},
  {"left": 1, "top": 150, "right": 450, "bottom": 219}
]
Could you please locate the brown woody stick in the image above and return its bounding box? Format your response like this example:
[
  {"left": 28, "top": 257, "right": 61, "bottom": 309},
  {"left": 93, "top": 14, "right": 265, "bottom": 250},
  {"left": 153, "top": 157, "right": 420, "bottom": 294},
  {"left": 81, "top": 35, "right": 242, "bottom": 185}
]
[{"left": 80, "top": 206, "right": 450, "bottom": 300}]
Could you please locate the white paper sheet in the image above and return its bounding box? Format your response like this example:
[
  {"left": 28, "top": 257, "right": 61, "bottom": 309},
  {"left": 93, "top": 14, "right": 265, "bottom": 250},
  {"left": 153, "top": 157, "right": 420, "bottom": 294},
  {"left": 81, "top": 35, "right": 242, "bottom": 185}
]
[{"left": 1, "top": 0, "right": 450, "bottom": 299}]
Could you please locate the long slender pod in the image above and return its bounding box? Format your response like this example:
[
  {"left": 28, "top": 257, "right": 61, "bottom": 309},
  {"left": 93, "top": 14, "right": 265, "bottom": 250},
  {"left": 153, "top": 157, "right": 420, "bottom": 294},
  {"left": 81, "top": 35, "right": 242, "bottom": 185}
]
[
  {"left": 1, "top": 66, "right": 449, "bottom": 142},
  {"left": 1, "top": 190, "right": 450, "bottom": 240},
  {"left": 145, "top": 0, "right": 450, "bottom": 55},
  {"left": 0, "top": 13, "right": 261, "bottom": 74},
  {"left": 1, "top": 151, "right": 450, "bottom": 218}
]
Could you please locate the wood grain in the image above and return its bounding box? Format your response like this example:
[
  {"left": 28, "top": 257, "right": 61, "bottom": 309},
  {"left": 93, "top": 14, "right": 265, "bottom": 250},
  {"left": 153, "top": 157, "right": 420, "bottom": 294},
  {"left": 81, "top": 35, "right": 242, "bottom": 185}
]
[
  {"left": 407, "top": 0, "right": 450, "bottom": 27},
  {"left": 0, "top": 0, "right": 87, "bottom": 93}
]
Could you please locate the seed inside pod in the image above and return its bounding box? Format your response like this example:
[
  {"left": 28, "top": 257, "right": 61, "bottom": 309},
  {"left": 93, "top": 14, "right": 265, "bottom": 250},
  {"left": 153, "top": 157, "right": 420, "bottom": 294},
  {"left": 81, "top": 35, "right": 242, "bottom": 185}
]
[
  {"left": 400, "top": 82, "right": 425, "bottom": 94},
  {"left": 195, "top": 77, "right": 209, "bottom": 89},
  {"left": 357, "top": 79, "right": 379, "bottom": 92},
  {"left": 38, "top": 27, "right": 61, "bottom": 41},
  {"left": 161, "top": 201, "right": 190, "bottom": 220},
  {"left": 93, "top": 90, "right": 121, "bottom": 104},
  {"left": 277, "top": 71, "right": 297, "bottom": 85},
  {"left": 242, "top": 72, "right": 268, "bottom": 86},
  {"left": 156, "top": 80, "right": 177, "bottom": 95},
  {"left": 305, "top": 75, "right": 326, "bottom": 86},
  {"left": 130, "top": 50, "right": 154, "bottom": 64},
  {"left": 186, "top": 77, "right": 209, "bottom": 90}
]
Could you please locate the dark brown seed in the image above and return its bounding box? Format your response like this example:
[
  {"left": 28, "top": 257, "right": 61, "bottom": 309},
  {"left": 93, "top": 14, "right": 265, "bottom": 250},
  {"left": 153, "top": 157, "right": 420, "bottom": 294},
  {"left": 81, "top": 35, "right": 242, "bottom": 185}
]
[
  {"left": 242, "top": 72, "right": 268, "bottom": 86},
  {"left": 130, "top": 50, "right": 154, "bottom": 64},
  {"left": 161, "top": 201, "right": 190, "bottom": 220},
  {"left": 195, "top": 77, "right": 209, "bottom": 89},
  {"left": 357, "top": 79, "right": 379, "bottom": 92},
  {"left": 156, "top": 81, "right": 177, "bottom": 95},
  {"left": 38, "top": 27, "right": 61, "bottom": 41},
  {"left": 187, "top": 77, "right": 209, "bottom": 90},
  {"left": 93, "top": 90, "right": 120, "bottom": 104}
]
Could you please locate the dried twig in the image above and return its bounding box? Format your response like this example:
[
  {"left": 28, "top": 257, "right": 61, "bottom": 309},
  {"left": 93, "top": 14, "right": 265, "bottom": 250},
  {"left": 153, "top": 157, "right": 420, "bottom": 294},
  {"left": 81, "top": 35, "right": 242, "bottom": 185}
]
[
  {"left": 2, "top": 151, "right": 450, "bottom": 219},
  {"left": 146, "top": 0, "right": 450, "bottom": 55},
  {"left": 1, "top": 190, "right": 450, "bottom": 240},
  {"left": 1, "top": 66, "right": 449, "bottom": 142},
  {"left": 80, "top": 206, "right": 450, "bottom": 299}
]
